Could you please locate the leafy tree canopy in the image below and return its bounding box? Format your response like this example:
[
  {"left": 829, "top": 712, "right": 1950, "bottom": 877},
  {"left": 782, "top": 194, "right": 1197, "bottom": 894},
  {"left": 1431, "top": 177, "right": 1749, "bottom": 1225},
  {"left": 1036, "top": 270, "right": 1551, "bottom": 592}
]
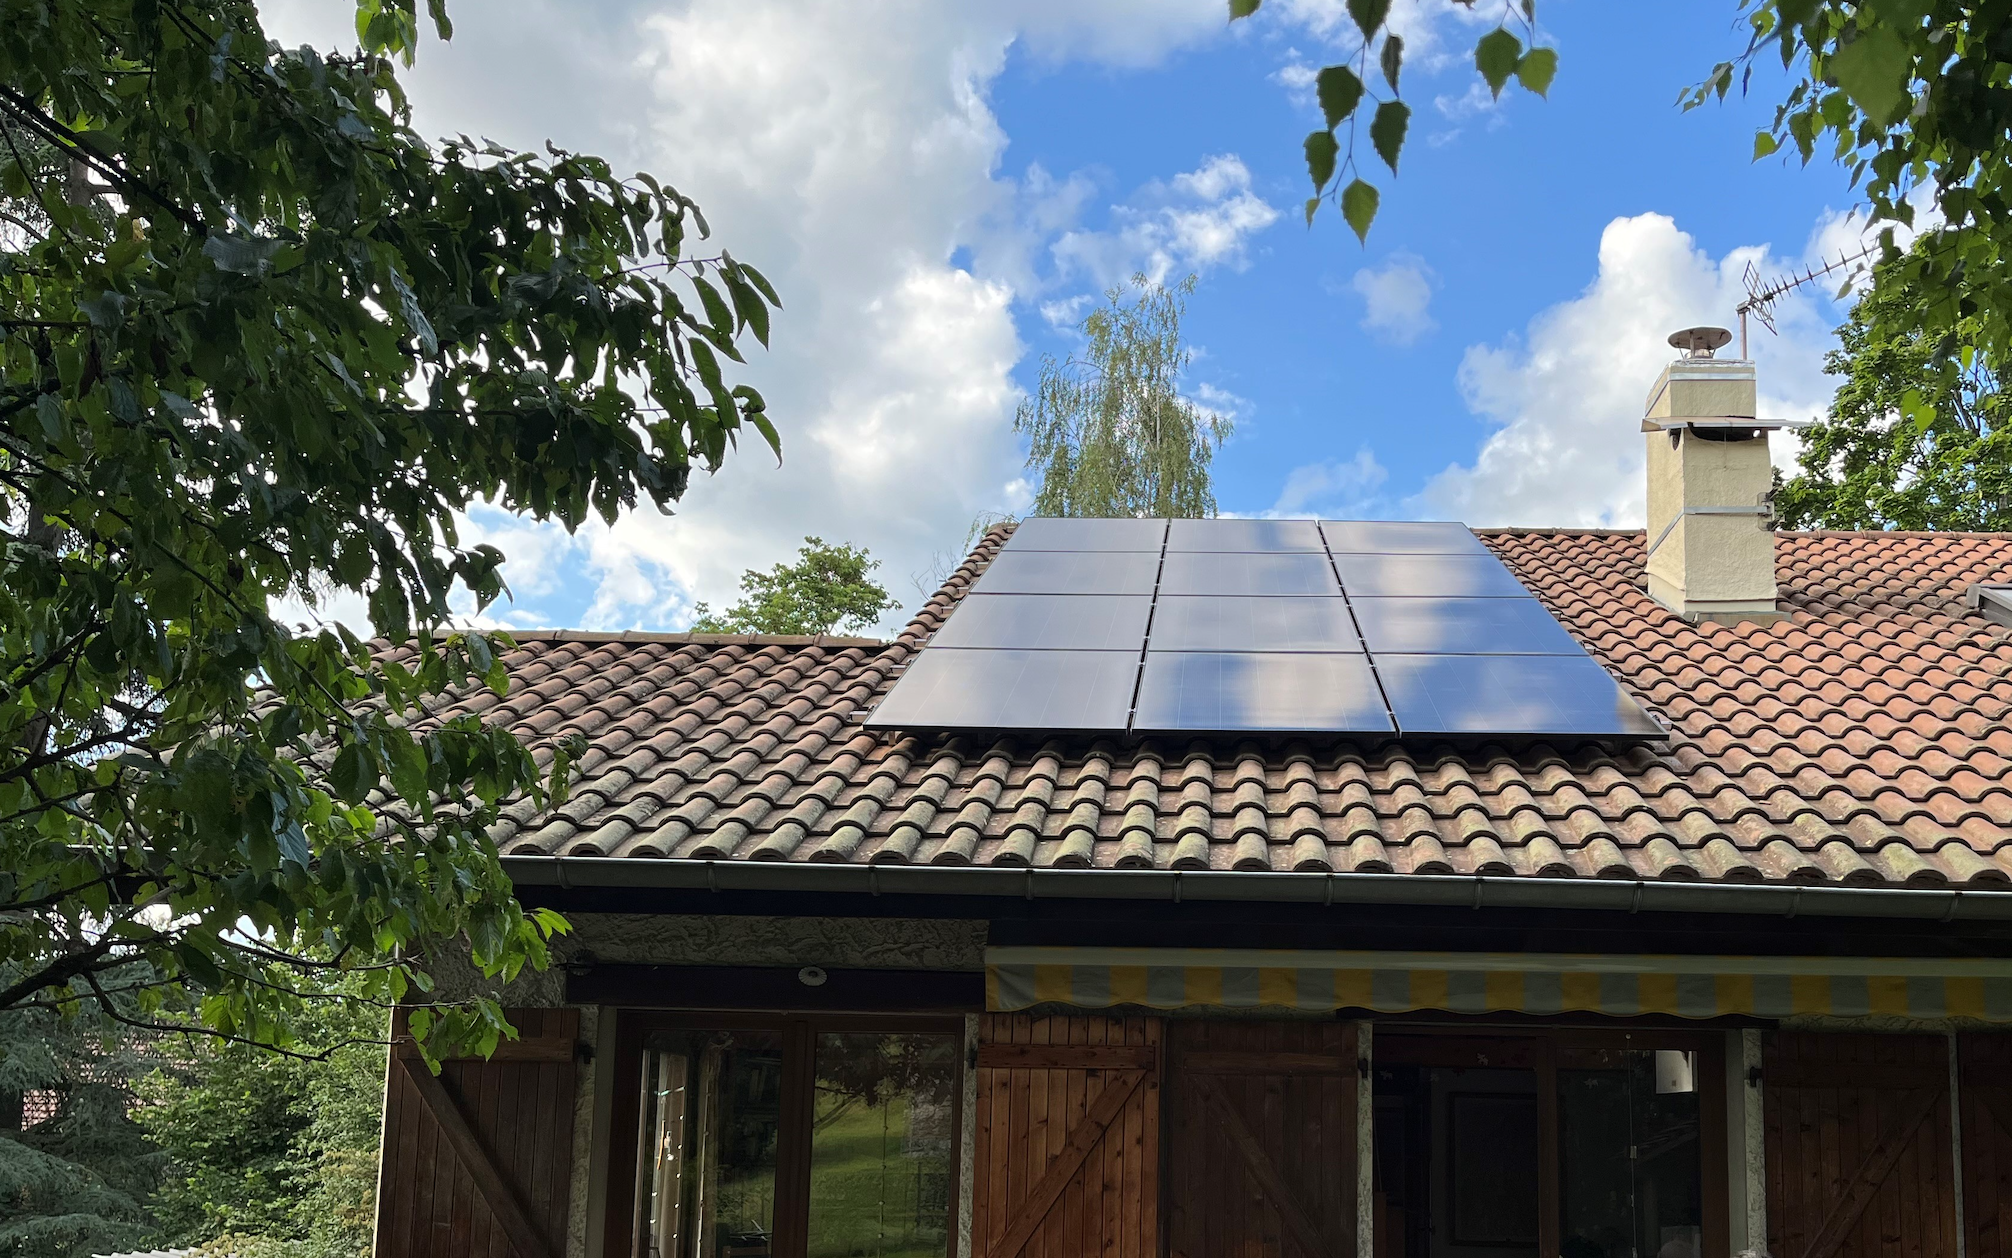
[
  {"left": 1016, "top": 274, "right": 1229, "bottom": 519},
  {"left": 135, "top": 977, "right": 382, "bottom": 1257},
  {"left": 1691, "top": 1, "right": 2012, "bottom": 463},
  {"left": 1776, "top": 245, "right": 2009, "bottom": 531},
  {"left": 690, "top": 537, "right": 900, "bottom": 636},
  {"left": 0, "top": 0, "right": 777, "bottom": 1060}
]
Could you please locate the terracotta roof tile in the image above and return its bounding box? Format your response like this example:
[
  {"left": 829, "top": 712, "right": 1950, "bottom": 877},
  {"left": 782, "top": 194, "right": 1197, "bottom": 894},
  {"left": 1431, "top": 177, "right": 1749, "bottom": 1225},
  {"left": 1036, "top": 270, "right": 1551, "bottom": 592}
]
[{"left": 413, "top": 529, "right": 2012, "bottom": 889}]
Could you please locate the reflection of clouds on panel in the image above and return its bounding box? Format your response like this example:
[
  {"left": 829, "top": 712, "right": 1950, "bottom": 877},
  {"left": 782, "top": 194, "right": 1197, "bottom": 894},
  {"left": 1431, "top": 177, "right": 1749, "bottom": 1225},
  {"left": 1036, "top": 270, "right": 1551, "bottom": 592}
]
[
  {"left": 1377, "top": 654, "right": 1663, "bottom": 739},
  {"left": 1133, "top": 652, "right": 1392, "bottom": 733}
]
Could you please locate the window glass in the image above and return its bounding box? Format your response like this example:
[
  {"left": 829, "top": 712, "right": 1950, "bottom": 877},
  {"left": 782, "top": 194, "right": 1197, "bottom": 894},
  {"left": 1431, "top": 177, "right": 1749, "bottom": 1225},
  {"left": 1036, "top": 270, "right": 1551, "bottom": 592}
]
[
  {"left": 639, "top": 1029, "right": 785, "bottom": 1258},
  {"left": 806, "top": 1032, "right": 959, "bottom": 1258},
  {"left": 1558, "top": 1054, "right": 1702, "bottom": 1258}
]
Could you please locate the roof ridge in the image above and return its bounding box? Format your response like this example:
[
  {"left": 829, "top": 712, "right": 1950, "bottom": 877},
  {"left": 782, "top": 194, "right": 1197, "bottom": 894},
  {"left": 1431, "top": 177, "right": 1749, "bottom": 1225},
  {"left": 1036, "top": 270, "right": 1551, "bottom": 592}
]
[
  {"left": 1474, "top": 526, "right": 1646, "bottom": 537},
  {"left": 502, "top": 629, "right": 890, "bottom": 648}
]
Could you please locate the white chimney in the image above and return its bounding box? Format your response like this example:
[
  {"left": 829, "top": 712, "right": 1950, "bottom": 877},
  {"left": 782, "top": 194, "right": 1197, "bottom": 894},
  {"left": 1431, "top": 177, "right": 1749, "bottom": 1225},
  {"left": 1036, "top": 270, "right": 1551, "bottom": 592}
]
[{"left": 1641, "top": 328, "right": 1797, "bottom": 625}]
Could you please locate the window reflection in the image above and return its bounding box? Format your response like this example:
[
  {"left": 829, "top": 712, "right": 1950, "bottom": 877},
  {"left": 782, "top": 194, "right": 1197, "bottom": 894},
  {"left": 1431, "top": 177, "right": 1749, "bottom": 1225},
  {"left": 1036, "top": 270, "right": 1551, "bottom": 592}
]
[
  {"left": 639, "top": 1029, "right": 784, "bottom": 1258},
  {"left": 807, "top": 1032, "right": 958, "bottom": 1258}
]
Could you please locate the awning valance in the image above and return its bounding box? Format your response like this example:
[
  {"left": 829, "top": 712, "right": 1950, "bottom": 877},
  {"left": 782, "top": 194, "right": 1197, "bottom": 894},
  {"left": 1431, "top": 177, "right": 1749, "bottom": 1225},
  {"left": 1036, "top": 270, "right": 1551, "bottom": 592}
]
[{"left": 985, "top": 947, "right": 2012, "bottom": 1022}]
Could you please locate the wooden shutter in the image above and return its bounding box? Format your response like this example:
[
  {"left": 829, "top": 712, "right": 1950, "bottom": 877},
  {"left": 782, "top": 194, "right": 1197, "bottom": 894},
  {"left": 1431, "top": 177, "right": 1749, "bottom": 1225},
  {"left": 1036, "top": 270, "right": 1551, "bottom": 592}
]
[
  {"left": 374, "top": 1007, "right": 579, "bottom": 1258},
  {"left": 1961, "top": 1033, "right": 2012, "bottom": 1257},
  {"left": 1763, "top": 1031, "right": 1957, "bottom": 1258},
  {"left": 1166, "top": 1020, "right": 1358, "bottom": 1258},
  {"left": 971, "top": 1013, "right": 1162, "bottom": 1258}
]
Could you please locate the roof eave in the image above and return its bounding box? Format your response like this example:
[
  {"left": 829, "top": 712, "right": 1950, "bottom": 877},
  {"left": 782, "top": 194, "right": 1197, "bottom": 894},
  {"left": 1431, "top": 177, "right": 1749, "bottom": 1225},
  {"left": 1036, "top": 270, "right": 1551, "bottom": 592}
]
[{"left": 500, "top": 855, "right": 2012, "bottom": 922}]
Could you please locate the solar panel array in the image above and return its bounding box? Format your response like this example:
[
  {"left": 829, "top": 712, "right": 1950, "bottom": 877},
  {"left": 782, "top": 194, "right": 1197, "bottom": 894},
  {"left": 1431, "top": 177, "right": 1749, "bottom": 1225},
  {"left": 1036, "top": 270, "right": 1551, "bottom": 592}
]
[{"left": 865, "top": 518, "right": 1663, "bottom": 743}]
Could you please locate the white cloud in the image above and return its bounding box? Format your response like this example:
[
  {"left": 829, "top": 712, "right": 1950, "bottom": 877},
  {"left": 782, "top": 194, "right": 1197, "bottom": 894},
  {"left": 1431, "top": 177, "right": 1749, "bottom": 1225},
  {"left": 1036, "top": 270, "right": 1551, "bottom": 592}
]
[
  {"left": 1267, "top": 449, "right": 1390, "bottom": 518},
  {"left": 1415, "top": 212, "right": 1843, "bottom": 528},
  {"left": 1351, "top": 252, "right": 1437, "bottom": 346},
  {"left": 1052, "top": 155, "right": 1281, "bottom": 287},
  {"left": 259, "top": 0, "right": 1248, "bottom": 634}
]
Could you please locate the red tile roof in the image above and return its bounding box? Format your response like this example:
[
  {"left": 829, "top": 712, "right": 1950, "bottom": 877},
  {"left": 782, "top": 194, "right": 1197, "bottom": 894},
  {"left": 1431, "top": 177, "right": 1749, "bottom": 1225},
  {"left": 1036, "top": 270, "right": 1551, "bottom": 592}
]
[{"left": 447, "top": 527, "right": 2012, "bottom": 888}]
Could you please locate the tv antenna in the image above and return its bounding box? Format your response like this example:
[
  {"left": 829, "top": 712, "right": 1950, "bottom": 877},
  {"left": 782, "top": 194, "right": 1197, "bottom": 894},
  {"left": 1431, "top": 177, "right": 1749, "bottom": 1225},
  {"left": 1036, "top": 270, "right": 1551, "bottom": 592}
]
[{"left": 1734, "top": 241, "right": 1879, "bottom": 359}]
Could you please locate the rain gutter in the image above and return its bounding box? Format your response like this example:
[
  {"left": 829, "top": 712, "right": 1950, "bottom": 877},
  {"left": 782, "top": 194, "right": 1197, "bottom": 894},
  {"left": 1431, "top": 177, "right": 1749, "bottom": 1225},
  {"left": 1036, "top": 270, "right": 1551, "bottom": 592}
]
[{"left": 501, "top": 855, "right": 2012, "bottom": 923}]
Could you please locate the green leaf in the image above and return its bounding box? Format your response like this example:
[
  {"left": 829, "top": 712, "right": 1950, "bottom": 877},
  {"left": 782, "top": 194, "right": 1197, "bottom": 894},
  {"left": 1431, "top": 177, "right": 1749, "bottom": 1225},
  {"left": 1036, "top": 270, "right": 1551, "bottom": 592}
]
[
  {"left": 1826, "top": 27, "right": 1912, "bottom": 127},
  {"left": 1514, "top": 46, "right": 1557, "bottom": 98},
  {"left": 1379, "top": 34, "right": 1404, "bottom": 93},
  {"left": 426, "top": 0, "right": 452, "bottom": 38},
  {"left": 1341, "top": 178, "right": 1380, "bottom": 243},
  {"left": 1475, "top": 28, "right": 1522, "bottom": 99},
  {"left": 1753, "top": 130, "right": 1781, "bottom": 160},
  {"left": 1228, "top": 0, "right": 1260, "bottom": 16},
  {"left": 1345, "top": 0, "right": 1390, "bottom": 40},
  {"left": 329, "top": 743, "right": 375, "bottom": 804},
  {"left": 1303, "top": 130, "right": 1340, "bottom": 193},
  {"left": 1370, "top": 101, "right": 1410, "bottom": 173},
  {"left": 1304, "top": 197, "right": 1321, "bottom": 226},
  {"left": 1316, "top": 65, "right": 1364, "bottom": 130}
]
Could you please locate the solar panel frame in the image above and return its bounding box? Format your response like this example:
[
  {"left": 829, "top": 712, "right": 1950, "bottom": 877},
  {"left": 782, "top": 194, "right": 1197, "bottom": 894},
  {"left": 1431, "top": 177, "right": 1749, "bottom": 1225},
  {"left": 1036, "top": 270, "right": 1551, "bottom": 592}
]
[
  {"left": 972, "top": 549, "right": 1162, "bottom": 596},
  {"left": 1331, "top": 552, "right": 1532, "bottom": 598},
  {"left": 1319, "top": 520, "right": 1487, "bottom": 555},
  {"left": 1000, "top": 517, "right": 1169, "bottom": 552},
  {"left": 1166, "top": 518, "right": 1325, "bottom": 553},
  {"left": 929, "top": 593, "right": 1153, "bottom": 651},
  {"left": 1158, "top": 551, "right": 1343, "bottom": 597},
  {"left": 1374, "top": 652, "right": 1663, "bottom": 741},
  {"left": 1131, "top": 651, "right": 1394, "bottom": 734},
  {"left": 1349, "top": 596, "right": 1586, "bottom": 656},
  {"left": 862, "top": 647, "right": 1141, "bottom": 733}
]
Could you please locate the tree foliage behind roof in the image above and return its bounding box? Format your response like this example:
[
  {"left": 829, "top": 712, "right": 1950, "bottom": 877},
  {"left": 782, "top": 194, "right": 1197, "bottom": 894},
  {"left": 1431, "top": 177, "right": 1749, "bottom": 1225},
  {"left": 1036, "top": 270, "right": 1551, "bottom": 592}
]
[
  {"left": 0, "top": 0, "right": 777, "bottom": 1060},
  {"left": 1016, "top": 274, "right": 1229, "bottom": 520},
  {"left": 690, "top": 537, "right": 900, "bottom": 637},
  {"left": 1776, "top": 247, "right": 2010, "bottom": 531}
]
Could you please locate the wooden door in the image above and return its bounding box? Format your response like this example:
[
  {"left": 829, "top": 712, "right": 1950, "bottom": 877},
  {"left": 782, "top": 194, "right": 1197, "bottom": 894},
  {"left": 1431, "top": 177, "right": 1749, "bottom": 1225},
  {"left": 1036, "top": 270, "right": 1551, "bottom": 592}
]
[
  {"left": 1961, "top": 1033, "right": 2012, "bottom": 1257},
  {"left": 1167, "top": 1021, "right": 1358, "bottom": 1258},
  {"left": 971, "top": 1013, "right": 1162, "bottom": 1258},
  {"left": 1763, "top": 1031, "right": 1957, "bottom": 1258},
  {"left": 374, "top": 1008, "right": 579, "bottom": 1258}
]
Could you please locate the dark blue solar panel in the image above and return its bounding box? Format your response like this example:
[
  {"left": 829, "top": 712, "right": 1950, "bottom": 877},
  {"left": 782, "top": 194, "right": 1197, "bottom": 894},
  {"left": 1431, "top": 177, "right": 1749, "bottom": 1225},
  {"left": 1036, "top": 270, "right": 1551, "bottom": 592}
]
[
  {"left": 1350, "top": 597, "right": 1584, "bottom": 655},
  {"left": 973, "top": 550, "right": 1160, "bottom": 595},
  {"left": 1159, "top": 552, "right": 1341, "bottom": 597},
  {"left": 1375, "top": 654, "right": 1663, "bottom": 740},
  {"left": 1146, "top": 596, "right": 1362, "bottom": 652},
  {"left": 1001, "top": 517, "right": 1168, "bottom": 552},
  {"left": 931, "top": 594, "right": 1151, "bottom": 651},
  {"left": 1320, "top": 520, "right": 1486, "bottom": 555},
  {"left": 1131, "top": 652, "right": 1392, "bottom": 734},
  {"left": 1166, "top": 519, "right": 1325, "bottom": 552},
  {"left": 1332, "top": 553, "right": 1529, "bottom": 598},
  {"left": 863, "top": 648, "right": 1138, "bottom": 733}
]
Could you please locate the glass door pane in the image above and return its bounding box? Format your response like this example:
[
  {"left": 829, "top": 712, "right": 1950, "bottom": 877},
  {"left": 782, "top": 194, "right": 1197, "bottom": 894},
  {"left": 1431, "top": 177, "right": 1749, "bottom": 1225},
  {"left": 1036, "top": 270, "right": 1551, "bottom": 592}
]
[
  {"left": 1558, "top": 1054, "right": 1702, "bottom": 1258},
  {"left": 639, "top": 1028, "right": 786, "bottom": 1258},
  {"left": 806, "top": 1031, "right": 959, "bottom": 1258}
]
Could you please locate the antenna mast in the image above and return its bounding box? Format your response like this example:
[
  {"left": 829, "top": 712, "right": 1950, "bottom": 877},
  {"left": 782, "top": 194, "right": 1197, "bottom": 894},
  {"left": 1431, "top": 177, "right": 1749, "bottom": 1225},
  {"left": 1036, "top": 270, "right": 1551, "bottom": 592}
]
[{"left": 1735, "top": 242, "right": 1879, "bottom": 359}]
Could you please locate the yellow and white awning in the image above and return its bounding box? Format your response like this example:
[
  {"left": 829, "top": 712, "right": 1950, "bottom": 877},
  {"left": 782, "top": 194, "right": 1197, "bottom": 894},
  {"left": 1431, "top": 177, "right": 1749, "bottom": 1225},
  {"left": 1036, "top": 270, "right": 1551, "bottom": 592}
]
[{"left": 986, "top": 946, "right": 2012, "bottom": 1022}]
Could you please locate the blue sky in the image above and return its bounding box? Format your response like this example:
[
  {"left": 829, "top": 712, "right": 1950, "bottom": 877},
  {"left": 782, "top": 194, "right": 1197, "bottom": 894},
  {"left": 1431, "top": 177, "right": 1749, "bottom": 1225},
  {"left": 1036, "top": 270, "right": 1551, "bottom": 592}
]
[{"left": 265, "top": 0, "right": 1875, "bottom": 635}]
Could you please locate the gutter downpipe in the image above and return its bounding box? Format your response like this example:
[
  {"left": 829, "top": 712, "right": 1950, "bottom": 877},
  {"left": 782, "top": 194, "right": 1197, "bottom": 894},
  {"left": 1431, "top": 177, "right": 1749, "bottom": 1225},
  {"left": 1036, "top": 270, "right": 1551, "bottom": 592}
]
[{"left": 499, "top": 855, "right": 2012, "bottom": 923}]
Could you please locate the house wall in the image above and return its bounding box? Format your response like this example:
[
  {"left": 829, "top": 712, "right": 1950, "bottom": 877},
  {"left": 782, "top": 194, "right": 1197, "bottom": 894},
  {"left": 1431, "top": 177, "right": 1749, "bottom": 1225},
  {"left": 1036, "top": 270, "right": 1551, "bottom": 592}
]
[{"left": 388, "top": 917, "right": 2012, "bottom": 1258}]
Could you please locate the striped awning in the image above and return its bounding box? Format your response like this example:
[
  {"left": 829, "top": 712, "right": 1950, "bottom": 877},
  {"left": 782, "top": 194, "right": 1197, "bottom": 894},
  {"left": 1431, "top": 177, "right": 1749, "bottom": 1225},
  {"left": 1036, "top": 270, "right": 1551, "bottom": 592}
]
[{"left": 986, "top": 946, "right": 2012, "bottom": 1022}]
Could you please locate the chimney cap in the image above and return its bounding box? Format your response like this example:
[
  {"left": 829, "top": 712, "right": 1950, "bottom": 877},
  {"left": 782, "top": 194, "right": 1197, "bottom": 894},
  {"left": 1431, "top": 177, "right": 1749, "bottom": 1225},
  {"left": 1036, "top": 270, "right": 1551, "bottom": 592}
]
[{"left": 1668, "top": 326, "right": 1734, "bottom": 358}]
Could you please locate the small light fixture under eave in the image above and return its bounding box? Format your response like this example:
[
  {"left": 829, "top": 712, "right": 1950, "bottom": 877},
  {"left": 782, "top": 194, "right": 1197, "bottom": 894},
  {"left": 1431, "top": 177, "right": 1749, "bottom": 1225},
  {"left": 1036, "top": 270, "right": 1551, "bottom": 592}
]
[
  {"left": 1654, "top": 1049, "right": 1696, "bottom": 1095},
  {"left": 1967, "top": 583, "right": 2012, "bottom": 629}
]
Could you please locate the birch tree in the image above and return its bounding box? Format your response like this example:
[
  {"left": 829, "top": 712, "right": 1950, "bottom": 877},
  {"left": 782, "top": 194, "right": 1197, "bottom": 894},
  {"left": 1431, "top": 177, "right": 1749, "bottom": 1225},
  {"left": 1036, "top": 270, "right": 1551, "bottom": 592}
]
[{"left": 1015, "top": 275, "right": 1231, "bottom": 519}]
